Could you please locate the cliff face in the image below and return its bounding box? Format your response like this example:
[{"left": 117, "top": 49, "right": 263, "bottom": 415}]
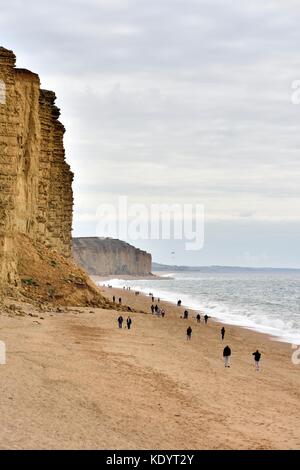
[
  {"left": 0, "top": 47, "right": 73, "bottom": 290},
  {"left": 73, "top": 237, "right": 152, "bottom": 276},
  {"left": 0, "top": 46, "right": 136, "bottom": 307}
]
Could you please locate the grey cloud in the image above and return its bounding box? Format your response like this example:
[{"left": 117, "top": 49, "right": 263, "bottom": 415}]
[{"left": 1, "top": 0, "right": 300, "bottom": 266}]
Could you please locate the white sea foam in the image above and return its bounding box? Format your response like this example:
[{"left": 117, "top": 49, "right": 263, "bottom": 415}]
[{"left": 99, "top": 272, "right": 300, "bottom": 345}]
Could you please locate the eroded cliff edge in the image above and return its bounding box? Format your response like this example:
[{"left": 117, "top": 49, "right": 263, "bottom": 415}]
[
  {"left": 0, "top": 47, "right": 112, "bottom": 307},
  {"left": 73, "top": 237, "right": 152, "bottom": 276}
]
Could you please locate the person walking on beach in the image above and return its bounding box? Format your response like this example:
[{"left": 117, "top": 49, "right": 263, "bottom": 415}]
[
  {"left": 126, "top": 317, "right": 132, "bottom": 330},
  {"left": 119, "top": 297, "right": 122, "bottom": 305},
  {"left": 187, "top": 326, "right": 192, "bottom": 340},
  {"left": 154, "top": 304, "right": 159, "bottom": 313},
  {"left": 221, "top": 327, "right": 225, "bottom": 340},
  {"left": 183, "top": 310, "right": 189, "bottom": 319},
  {"left": 223, "top": 345, "right": 231, "bottom": 367},
  {"left": 152, "top": 296, "right": 155, "bottom": 302},
  {"left": 113, "top": 295, "right": 116, "bottom": 303},
  {"left": 177, "top": 300, "right": 182, "bottom": 307},
  {"left": 196, "top": 313, "right": 201, "bottom": 323},
  {"left": 252, "top": 350, "right": 261, "bottom": 371},
  {"left": 151, "top": 304, "right": 155, "bottom": 314},
  {"left": 204, "top": 314, "right": 209, "bottom": 324},
  {"left": 161, "top": 308, "right": 165, "bottom": 318},
  {"left": 117, "top": 316, "right": 124, "bottom": 329}
]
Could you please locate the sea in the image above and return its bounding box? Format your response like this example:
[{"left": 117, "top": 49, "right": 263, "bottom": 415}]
[{"left": 99, "top": 270, "right": 300, "bottom": 345}]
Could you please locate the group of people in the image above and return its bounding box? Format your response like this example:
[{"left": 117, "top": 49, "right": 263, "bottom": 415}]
[
  {"left": 186, "top": 325, "right": 262, "bottom": 370},
  {"left": 222, "top": 346, "right": 261, "bottom": 370},
  {"left": 117, "top": 315, "right": 132, "bottom": 330},
  {"left": 114, "top": 293, "right": 262, "bottom": 371},
  {"left": 151, "top": 304, "right": 165, "bottom": 317},
  {"left": 182, "top": 310, "right": 209, "bottom": 324},
  {"left": 112, "top": 296, "right": 123, "bottom": 305}
]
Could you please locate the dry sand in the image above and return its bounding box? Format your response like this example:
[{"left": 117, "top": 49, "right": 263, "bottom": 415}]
[{"left": 0, "top": 287, "right": 299, "bottom": 450}]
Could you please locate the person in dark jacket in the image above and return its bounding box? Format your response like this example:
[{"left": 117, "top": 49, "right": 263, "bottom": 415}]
[
  {"left": 187, "top": 326, "right": 192, "bottom": 340},
  {"left": 252, "top": 350, "right": 261, "bottom": 371},
  {"left": 223, "top": 345, "right": 231, "bottom": 367},
  {"left": 119, "top": 297, "right": 122, "bottom": 305},
  {"left": 221, "top": 327, "right": 225, "bottom": 340},
  {"left": 151, "top": 304, "right": 155, "bottom": 314},
  {"left": 177, "top": 300, "right": 182, "bottom": 307},
  {"left": 196, "top": 313, "right": 201, "bottom": 323},
  {"left": 204, "top": 314, "right": 209, "bottom": 324},
  {"left": 183, "top": 310, "right": 189, "bottom": 319},
  {"left": 154, "top": 304, "right": 159, "bottom": 313},
  {"left": 113, "top": 296, "right": 116, "bottom": 303},
  {"left": 117, "top": 316, "right": 124, "bottom": 329},
  {"left": 126, "top": 317, "right": 132, "bottom": 330}
]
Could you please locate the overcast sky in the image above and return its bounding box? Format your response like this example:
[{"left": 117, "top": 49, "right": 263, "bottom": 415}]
[{"left": 1, "top": 0, "right": 300, "bottom": 267}]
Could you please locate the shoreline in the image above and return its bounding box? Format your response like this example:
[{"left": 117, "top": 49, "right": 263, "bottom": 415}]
[
  {"left": 91, "top": 273, "right": 169, "bottom": 282},
  {"left": 99, "top": 284, "right": 291, "bottom": 349},
  {"left": 96, "top": 286, "right": 300, "bottom": 447},
  {"left": 96, "top": 276, "right": 297, "bottom": 346}
]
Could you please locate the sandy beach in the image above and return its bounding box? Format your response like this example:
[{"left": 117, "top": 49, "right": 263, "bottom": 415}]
[
  {"left": 2, "top": 1, "right": 300, "bottom": 453},
  {"left": 0, "top": 286, "right": 299, "bottom": 450}
]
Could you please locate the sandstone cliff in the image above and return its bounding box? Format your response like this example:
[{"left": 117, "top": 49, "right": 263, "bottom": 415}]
[
  {"left": 0, "top": 46, "right": 73, "bottom": 283},
  {"left": 73, "top": 237, "right": 152, "bottom": 276},
  {"left": 0, "top": 47, "right": 111, "bottom": 307}
]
